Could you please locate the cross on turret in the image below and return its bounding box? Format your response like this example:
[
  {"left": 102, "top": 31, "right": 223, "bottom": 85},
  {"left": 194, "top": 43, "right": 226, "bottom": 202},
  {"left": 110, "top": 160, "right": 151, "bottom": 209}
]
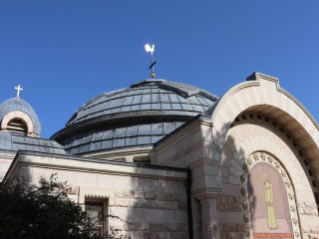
[{"left": 15, "top": 84, "right": 23, "bottom": 98}]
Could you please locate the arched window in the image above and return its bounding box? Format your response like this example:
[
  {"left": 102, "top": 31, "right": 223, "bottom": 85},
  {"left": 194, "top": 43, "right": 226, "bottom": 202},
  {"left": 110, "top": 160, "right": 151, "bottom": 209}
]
[{"left": 7, "top": 118, "right": 28, "bottom": 136}]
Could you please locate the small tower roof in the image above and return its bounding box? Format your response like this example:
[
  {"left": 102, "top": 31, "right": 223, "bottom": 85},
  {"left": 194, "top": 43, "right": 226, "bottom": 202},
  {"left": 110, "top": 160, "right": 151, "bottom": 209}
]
[{"left": 0, "top": 98, "right": 41, "bottom": 136}]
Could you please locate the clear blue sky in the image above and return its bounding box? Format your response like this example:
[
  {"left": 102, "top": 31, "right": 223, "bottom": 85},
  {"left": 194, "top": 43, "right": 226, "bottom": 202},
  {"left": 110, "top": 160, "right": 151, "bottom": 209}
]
[{"left": 0, "top": 1, "right": 318, "bottom": 139}]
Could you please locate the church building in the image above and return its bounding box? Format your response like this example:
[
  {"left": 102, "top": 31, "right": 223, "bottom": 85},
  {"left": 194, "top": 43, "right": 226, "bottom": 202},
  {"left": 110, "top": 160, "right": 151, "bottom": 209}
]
[{"left": 1, "top": 72, "right": 319, "bottom": 239}]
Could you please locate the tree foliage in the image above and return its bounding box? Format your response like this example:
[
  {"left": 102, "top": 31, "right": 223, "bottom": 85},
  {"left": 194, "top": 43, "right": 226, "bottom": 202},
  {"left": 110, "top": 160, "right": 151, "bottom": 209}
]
[{"left": 0, "top": 174, "right": 129, "bottom": 239}]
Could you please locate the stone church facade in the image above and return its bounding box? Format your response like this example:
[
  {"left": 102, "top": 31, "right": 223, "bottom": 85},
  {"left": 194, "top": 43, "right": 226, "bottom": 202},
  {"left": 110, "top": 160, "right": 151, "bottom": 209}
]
[{"left": 1, "top": 72, "right": 318, "bottom": 239}]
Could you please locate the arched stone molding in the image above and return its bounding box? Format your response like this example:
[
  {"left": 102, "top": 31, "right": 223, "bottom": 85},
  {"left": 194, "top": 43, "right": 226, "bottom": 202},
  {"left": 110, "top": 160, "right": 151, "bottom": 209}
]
[
  {"left": 210, "top": 72, "right": 319, "bottom": 182},
  {"left": 219, "top": 123, "right": 319, "bottom": 239},
  {"left": 1, "top": 110, "right": 37, "bottom": 137}
]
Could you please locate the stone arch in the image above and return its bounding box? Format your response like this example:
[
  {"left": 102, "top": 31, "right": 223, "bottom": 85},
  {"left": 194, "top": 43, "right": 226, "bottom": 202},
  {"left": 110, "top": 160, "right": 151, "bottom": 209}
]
[
  {"left": 219, "top": 122, "right": 319, "bottom": 239},
  {"left": 211, "top": 72, "right": 319, "bottom": 185},
  {"left": 1, "top": 110, "right": 34, "bottom": 137}
]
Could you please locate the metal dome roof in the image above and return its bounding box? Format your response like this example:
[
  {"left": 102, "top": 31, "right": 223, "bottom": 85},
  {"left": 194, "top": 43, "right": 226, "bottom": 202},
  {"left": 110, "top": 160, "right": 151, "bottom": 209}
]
[
  {"left": 52, "top": 79, "right": 218, "bottom": 155},
  {"left": 67, "top": 79, "right": 218, "bottom": 126},
  {"left": 0, "top": 98, "right": 41, "bottom": 135}
]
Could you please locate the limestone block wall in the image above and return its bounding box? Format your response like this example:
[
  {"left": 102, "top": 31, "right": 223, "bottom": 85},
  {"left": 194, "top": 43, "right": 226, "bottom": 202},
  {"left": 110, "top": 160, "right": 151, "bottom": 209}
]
[
  {"left": 153, "top": 117, "right": 220, "bottom": 238},
  {"left": 109, "top": 188, "right": 189, "bottom": 239},
  {"left": 154, "top": 117, "right": 221, "bottom": 197},
  {"left": 7, "top": 152, "right": 190, "bottom": 239},
  {"left": 0, "top": 151, "right": 15, "bottom": 181},
  {"left": 220, "top": 121, "right": 319, "bottom": 239},
  {"left": 154, "top": 121, "right": 205, "bottom": 168}
]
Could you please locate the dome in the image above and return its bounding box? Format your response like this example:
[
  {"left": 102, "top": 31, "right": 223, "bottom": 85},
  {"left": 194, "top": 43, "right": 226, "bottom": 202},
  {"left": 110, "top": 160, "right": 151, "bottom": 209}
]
[
  {"left": 51, "top": 79, "right": 218, "bottom": 155},
  {"left": 0, "top": 98, "right": 41, "bottom": 135}
]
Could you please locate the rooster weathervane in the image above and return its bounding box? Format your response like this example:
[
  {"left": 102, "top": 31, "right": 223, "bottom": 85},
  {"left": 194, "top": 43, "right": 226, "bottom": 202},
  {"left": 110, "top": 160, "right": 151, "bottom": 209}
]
[{"left": 145, "top": 44, "right": 156, "bottom": 78}]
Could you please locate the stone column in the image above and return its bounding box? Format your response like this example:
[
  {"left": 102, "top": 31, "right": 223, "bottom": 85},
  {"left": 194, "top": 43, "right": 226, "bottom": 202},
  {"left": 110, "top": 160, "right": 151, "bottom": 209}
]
[
  {"left": 195, "top": 192, "right": 221, "bottom": 239},
  {"left": 200, "top": 198, "right": 220, "bottom": 239}
]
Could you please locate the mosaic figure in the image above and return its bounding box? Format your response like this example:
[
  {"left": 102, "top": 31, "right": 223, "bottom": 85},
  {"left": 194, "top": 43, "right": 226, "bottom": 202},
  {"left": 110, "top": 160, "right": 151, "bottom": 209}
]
[
  {"left": 263, "top": 174, "right": 278, "bottom": 229},
  {"left": 248, "top": 161, "right": 294, "bottom": 238}
]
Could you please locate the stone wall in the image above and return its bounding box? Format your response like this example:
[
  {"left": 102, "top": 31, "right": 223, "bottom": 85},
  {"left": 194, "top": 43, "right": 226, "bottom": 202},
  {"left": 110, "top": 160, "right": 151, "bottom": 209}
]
[
  {"left": 219, "top": 223, "right": 249, "bottom": 239},
  {"left": 58, "top": 183, "right": 194, "bottom": 239},
  {"left": 109, "top": 188, "right": 190, "bottom": 239},
  {"left": 7, "top": 152, "right": 190, "bottom": 239},
  {"left": 216, "top": 195, "right": 242, "bottom": 212},
  {"left": 216, "top": 195, "right": 247, "bottom": 239},
  {"left": 153, "top": 117, "right": 216, "bottom": 238},
  {"left": 0, "top": 151, "right": 15, "bottom": 182}
]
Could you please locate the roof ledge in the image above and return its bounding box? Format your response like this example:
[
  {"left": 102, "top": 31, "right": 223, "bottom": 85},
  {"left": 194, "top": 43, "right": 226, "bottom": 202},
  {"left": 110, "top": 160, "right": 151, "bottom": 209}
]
[{"left": 246, "top": 72, "right": 280, "bottom": 90}]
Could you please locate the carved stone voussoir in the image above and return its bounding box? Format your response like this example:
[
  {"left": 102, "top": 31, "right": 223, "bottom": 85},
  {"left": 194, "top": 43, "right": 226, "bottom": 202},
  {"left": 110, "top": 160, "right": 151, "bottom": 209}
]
[
  {"left": 267, "top": 156, "right": 273, "bottom": 163},
  {"left": 243, "top": 214, "right": 249, "bottom": 223},
  {"left": 241, "top": 187, "right": 247, "bottom": 197},
  {"left": 281, "top": 170, "right": 286, "bottom": 178},
  {"left": 240, "top": 174, "right": 246, "bottom": 183},
  {"left": 253, "top": 152, "right": 259, "bottom": 161},
  {"left": 288, "top": 193, "right": 294, "bottom": 200},
  {"left": 245, "top": 228, "right": 250, "bottom": 237},
  {"left": 242, "top": 201, "right": 248, "bottom": 210},
  {"left": 242, "top": 163, "right": 248, "bottom": 173}
]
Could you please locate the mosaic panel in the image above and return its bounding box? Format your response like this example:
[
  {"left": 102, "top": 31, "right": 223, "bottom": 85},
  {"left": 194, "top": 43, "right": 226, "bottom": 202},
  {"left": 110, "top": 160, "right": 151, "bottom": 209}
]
[{"left": 243, "top": 152, "right": 300, "bottom": 239}]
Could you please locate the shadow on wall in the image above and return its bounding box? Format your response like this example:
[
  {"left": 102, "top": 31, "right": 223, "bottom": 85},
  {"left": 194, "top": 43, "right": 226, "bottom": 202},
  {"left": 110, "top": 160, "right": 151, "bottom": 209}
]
[
  {"left": 219, "top": 122, "right": 256, "bottom": 238},
  {"left": 119, "top": 167, "right": 189, "bottom": 238},
  {"left": 13, "top": 120, "right": 259, "bottom": 239}
]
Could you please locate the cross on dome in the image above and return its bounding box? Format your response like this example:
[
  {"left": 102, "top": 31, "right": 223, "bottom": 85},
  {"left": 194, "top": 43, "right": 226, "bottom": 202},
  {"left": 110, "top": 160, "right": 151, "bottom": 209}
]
[
  {"left": 145, "top": 44, "right": 156, "bottom": 78},
  {"left": 15, "top": 84, "right": 23, "bottom": 98}
]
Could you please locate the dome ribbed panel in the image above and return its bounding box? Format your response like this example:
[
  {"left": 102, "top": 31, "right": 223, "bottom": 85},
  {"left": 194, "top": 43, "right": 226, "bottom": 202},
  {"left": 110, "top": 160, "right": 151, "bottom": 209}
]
[
  {"left": 53, "top": 79, "right": 218, "bottom": 155},
  {"left": 67, "top": 80, "right": 218, "bottom": 126}
]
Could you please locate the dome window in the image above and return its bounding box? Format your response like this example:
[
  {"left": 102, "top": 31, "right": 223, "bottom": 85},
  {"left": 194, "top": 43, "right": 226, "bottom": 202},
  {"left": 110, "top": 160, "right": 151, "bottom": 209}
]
[{"left": 7, "top": 119, "right": 27, "bottom": 136}]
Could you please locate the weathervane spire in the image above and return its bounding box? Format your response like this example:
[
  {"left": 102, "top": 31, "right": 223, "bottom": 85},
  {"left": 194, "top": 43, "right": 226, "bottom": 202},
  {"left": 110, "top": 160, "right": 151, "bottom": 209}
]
[
  {"left": 145, "top": 44, "right": 156, "bottom": 78},
  {"left": 15, "top": 84, "right": 23, "bottom": 98}
]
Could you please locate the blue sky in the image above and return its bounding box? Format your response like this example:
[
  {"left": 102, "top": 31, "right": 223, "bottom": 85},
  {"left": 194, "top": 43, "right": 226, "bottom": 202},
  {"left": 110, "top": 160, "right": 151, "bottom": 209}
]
[{"left": 0, "top": 1, "right": 318, "bottom": 138}]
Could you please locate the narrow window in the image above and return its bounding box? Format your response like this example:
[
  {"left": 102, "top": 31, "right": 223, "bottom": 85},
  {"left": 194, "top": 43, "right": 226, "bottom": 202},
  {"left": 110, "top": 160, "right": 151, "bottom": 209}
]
[{"left": 85, "top": 201, "right": 106, "bottom": 236}]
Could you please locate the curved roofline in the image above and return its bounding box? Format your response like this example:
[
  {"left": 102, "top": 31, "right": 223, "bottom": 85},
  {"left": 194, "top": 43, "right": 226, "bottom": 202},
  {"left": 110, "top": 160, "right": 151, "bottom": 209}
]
[
  {"left": 53, "top": 79, "right": 219, "bottom": 154},
  {"left": 207, "top": 72, "right": 319, "bottom": 166},
  {"left": 51, "top": 112, "right": 196, "bottom": 141},
  {"left": 130, "top": 79, "right": 165, "bottom": 88},
  {"left": 0, "top": 97, "right": 41, "bottom": 135},
  {"left": 130, "top": 79, "right": 219, "bottom": 100},
  {"left": 65, "top": 80, "right": 219, "bottom": 126}
]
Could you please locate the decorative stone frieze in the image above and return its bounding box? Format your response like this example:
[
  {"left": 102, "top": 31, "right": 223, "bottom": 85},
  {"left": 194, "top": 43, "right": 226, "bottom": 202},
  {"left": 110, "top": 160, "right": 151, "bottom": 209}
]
[
  {"left": 240, "top": 174, "right": 246, "bottom": 183},
  {"left": 242, "top": 201, "right": 248, "bottom": 210},
  {"left": 242, "top": 163, "right": 248, "bottom": 173},
  {"left": 298, "top": 201, "right": 318, "bottom": 216},
  {"left": 240, "top": 187, "right": 246, "bottom": 197},
  {"left": 243, "top": 214, "right": 249, "bottom": 224},
  {"left": 288, "top": 193, "right": 294, "bottom": 201}
]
